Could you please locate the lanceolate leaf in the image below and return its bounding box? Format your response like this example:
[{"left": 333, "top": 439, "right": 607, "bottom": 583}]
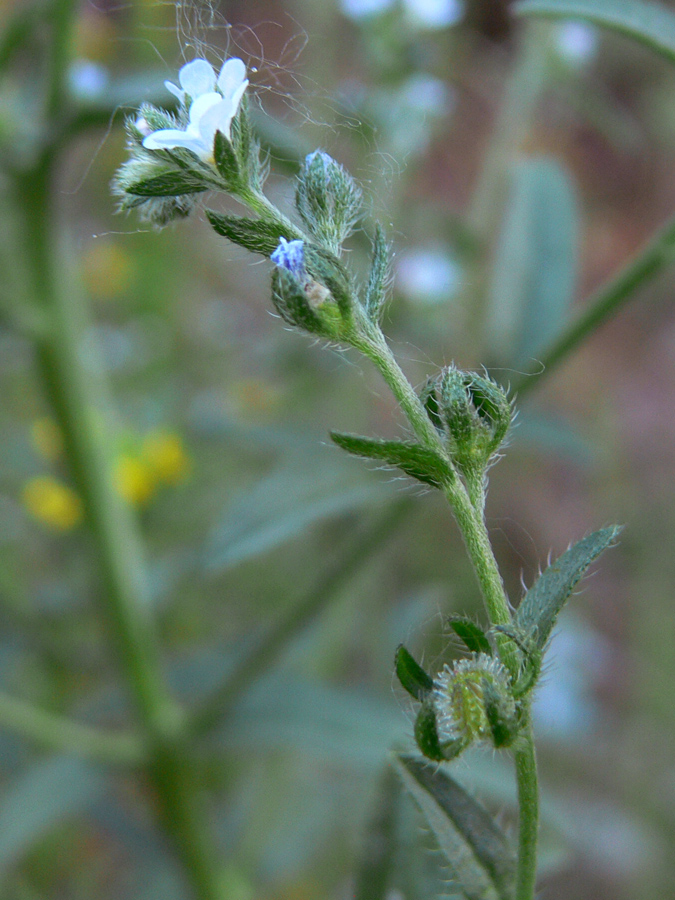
[
  {"left": 449, "top": 617, "right": 492, "bottom": 655},
  {"left": 394, "top": 754, "right": 516, "bottom": 900},
  {"left": 331, "top": 432, "right": 453, "bottom": 489},
  {"left": 127, "top": 171, "right": 207, "bottom": 196},
  {"left": 515, "top": 526, "right": 622, "bottom": 650},
  {"left": 355, "top": 766, "right": 401, "bottom": 900},
  {"left": 206, "top": 210, "right": 284, "bottom": 256},
  {"left": 213, "top": 130, "right": 241, "bottom": 186},
  {"left": 515, "top": 0, "right": 675, "bottom": 67}
]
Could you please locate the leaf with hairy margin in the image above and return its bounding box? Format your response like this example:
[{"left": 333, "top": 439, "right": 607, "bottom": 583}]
[
  {"left": 206, "top": 210, "right": 285, "bottom": 256},
  {"left": 515, "top": 525, "right": 622, "bottom": 651},
  {"left": 331, "top": 432, "right": 454, "bottom": 489},
  {"left": 394, "top": 754, "right": 516, "bottom": 900},
  {"left": 126, "top": 171, "right": 207, "bottom": 196}
]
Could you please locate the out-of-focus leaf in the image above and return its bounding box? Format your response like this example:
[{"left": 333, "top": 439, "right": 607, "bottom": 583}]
[
  {"left": 394, "top": 754, "right": 516, "bottom": 900},
  {"left": 221, "top": 672, "right": 407, "bottom": 769},
  {"left": 355, "top": 765, "right": 401, "bottom": 900},
  {"left": 204, "top": 456, "right": 386, "bottom": 573},
  {"left": 515, "top": 0, "right": 675, "bottom": 66},
  {"left": 515, "top": 526, "right": 622, "bottom": 651},
  {"left": 0, "top": 756, "right": 108, "bottom": 874},
  {"left": 486, "top": 157, "right": 578, "bottom": 365}
]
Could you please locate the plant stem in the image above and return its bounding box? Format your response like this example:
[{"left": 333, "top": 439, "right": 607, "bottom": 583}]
[
  {"left": 18, "top": 162, "right": 225, "bottom": 900},
  {"left": 0, "top": 691, "right": 146, "bottom": 766},
  {"left": 514, "top": 723, "right": 539, "bottom": 900},
  {"left": 191, "top": 498, "right": 411, "bottom": 736},
  {"left": 511, "top": 209, "right": 675, "bottom": 397}
]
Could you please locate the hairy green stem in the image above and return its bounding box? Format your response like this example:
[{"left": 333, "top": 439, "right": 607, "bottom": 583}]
[
  {"left": 0, "top": 691, "right": 146, "bottom": 766},
  {"left": 511, "top": 210, "right": 675, "bottom": 397},
  {"left": 192, "top": 498, "right": 411, "bottom": 736},
  {"left": 514, "top": 724, "right": 539, "bottom": 900}
]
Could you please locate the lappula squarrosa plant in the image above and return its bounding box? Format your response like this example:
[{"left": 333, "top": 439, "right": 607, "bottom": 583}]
[{"left": 114, "top": 53, "right": 623, "bottom": 900}]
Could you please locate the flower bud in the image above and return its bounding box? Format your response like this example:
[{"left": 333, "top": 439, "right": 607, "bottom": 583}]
[
  {"left": 422, "top": 367, "right": 511, "bottom": 477},
  {"left": 295, "top": 151, "right": 362, "bottom": 254},
  {"left": 432, "top": 653, "right": 518, "bottom": 752}
]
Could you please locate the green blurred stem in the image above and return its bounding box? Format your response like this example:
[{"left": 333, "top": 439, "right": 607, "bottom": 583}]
[
  {"left": 514, "top": 724, "right": 539, "bottom": 900},
  {"left": 0, "top": 691, "right": 146, "bottom": 766},
  {"left": 511, "top": 210, "right": 675, "bottom": 397},
  {"left": 192, "top": 498, "right": 412, "bottom": 735}
]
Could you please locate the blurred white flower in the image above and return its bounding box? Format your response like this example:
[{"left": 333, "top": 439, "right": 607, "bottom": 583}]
[
  {"left": 404, "top": 0, "right": 464, "bottom": 29},
  {"left": 340, "top": 0, "right": 394, "bottom": 18},
  {"left": 340, "top": 0, "right": 464, "bottom": 29},
  {"left": 143, "top": 57, "right": 248, "bottom": 161},
  {"left": 554, "top": 22, "right": 598, "bottom": 66},
  {"left": 68, "top": 60, "right": 109, "bottom": 100},
  {"left": 396, "top": 247, "right": 461, "bottom": 305}
]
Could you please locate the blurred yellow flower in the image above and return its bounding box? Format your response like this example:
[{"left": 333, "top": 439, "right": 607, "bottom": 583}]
[
  {"left": 31, "top": 417, "right": 64, "bottom": 462},
  {"left": 113, "top": 455, "right": 156, "bottom": 506},
  {"left": 23, "top": 476, "right": 83, "bottom": 531},
  {"left": 141, "top": 431, "right": 190, "bottom": 485}
]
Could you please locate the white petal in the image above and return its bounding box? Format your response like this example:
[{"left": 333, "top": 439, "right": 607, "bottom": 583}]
[
  {"left": 143, "top": 129, "right": 206, "bottom": 155},
  {"left": 197, "top": 97, "right": 235, "bottom": 146},
  {"left": 178, "top": 58, "right": 216, "bottom": 97},
  {"left": 164, "top": 80, "right": 185, "bottom": 102},
  {"left": 188, "top": 92, "right": 222, "bottom": 126},
  {"left": 229, "top": 79, "right": 248, "bottom": 118},
  {"left": 217, "top": 57, "right": 247, "bottom": 100}
]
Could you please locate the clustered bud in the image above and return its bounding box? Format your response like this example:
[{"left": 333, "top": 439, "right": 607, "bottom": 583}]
[
  {"left": 421, "top": 366, "right": 512, "bottom": 488},
  {"left": 295, "top": 151, "right": 362, "bottom": 255}
]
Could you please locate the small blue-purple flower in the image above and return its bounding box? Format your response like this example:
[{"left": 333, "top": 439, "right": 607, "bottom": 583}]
[{"left": 271, "top": 237, "right": 307, "bottom": 281}]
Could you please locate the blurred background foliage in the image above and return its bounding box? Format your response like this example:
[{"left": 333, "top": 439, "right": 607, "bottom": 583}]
[{"left": 1, "top": 0, "right": 675, "bottom": 898}]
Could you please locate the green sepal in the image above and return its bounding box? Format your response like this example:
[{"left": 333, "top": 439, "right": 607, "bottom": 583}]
[
  {"left": 271, "top": 267, "right": 324, "bottom": 334},
  {"left": 394, "top": 754, "right": 517, "bottom": 900},
  {"left": 125, "top": 170, "right": 207, "bottom": 197},
  {"left": 414, "top": 702, "right": 445, "bottom": 762},
  {"left": 448, "top": 616, "right": 492, "bottom": 656},
  {"left": 304, "top": 245, "right": 353, "bottom": 319},
  {"left": 363, "top": 223, "right": 390, "bottom": 323},
  {"left": 206, "top": 210, "right": 283, "bottom": 256},
  {"left": 481, "top": 678, "right": 520, "bottom": 749},
  {"left": 395, "top": 645, "right": 434, "bottom": 701},
  {"left": 213, "top": 130, "right": 242, "bottom": 188},
  {"left": 330, "top": 432, "right": 454, "bottom": 489},
  {"left": 515, "top": 526, "right": 622, "bottom": 653},
  {"left": 230, "top": 96, "right": 267, "bottom": 192},
  {"left": 420, "top": 377, "right": 444, "bottom": 432}
]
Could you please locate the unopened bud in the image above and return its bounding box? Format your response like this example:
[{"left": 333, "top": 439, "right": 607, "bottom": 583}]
[{"left": 295, "top": 151, "right": 362, "bottom": 254}]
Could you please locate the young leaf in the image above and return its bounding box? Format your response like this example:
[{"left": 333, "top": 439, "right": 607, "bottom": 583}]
[
  {"left": 330, "top": 432, "right": 454, "bottom": 489},
  {"left": 449, "top": 616, "right": 492, "bottom": 655},
  {"left": 206, "top": 210, "right": 284, "bottom": 256},
  {"left": 394, "top": 754, "right": 516, "bottom": 900},
  {"left": 364, "top": 223, "right": 391, "bottom": 323},
  {"left": 395, "top": 645, "right": 434, "bottom": 701},
  {"left": 515, "top": 525, "right": 622, "bottom": 650},
  {"left": 515, "top": 0, "right": 675, "bottom": 67},
  {"left": 413, "top": 702, "right": 446, "bottom": 763},
  {"left": 126, "top": 171, "right": 208, "bottom": 196}
]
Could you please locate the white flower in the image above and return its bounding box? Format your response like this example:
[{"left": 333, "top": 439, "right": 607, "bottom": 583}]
[{"left": 143, "top": 57, "right": 248, "bottom": 162}]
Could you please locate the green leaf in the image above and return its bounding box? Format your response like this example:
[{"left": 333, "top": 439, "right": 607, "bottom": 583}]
[
  {"left": 448, "top": 617, "right": 492, "bottom": 655},
  {"left": 0, "top": 756, "right": 108, "bottom": 873},
  {"left": 126, "top": 171, "right": 207, "bottom": 196},
  {"left": 486, "top": 157, "right": 579, "bottom": 365},
  {"left": 213, "top": 130, "right": 241, "bottom": 186},
  {"left": 515, "top": 525, "right": 622, "bottom": 651},
  {"left": 205, "top": 456, "right": 386, "bottom": 574},
  {"left": 354, "top": 766, "right": 401, "bottom": 900},
  {"left": 206, "top": 210, "right": 284, "bottom": 256},
  {"left": 394, "top": 754, "right": 516, "bottom": 900},
  {"left": 413, "top": 702, "right": 447, "bottom": 762},
  {"left": 395, "top": 645, "right": 434, "bottom": 701},
  {"left": 364, "top": 223, "right": 391, "bottom": 323},
  {"left": 515, "top": 0, "right": 675, "bottom": 66},
  {"left": 331, "top": 432, "right": 454, "bottom": 489}
]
